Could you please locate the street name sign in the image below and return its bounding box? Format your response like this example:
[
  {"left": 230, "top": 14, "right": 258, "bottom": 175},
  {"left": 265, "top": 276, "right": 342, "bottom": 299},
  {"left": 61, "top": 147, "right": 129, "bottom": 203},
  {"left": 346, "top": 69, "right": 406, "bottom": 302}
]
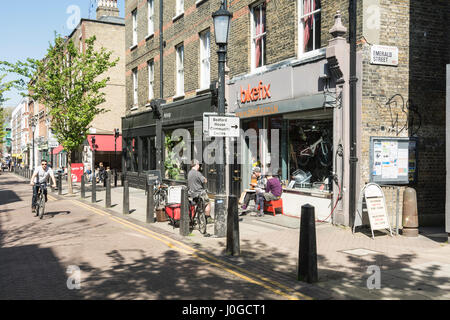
[
  {"left": 48, "top": 139, "right": 59, "bottom": 148},
  {"left": 370, "top": 45, "right": 398, "bottom": 66}
]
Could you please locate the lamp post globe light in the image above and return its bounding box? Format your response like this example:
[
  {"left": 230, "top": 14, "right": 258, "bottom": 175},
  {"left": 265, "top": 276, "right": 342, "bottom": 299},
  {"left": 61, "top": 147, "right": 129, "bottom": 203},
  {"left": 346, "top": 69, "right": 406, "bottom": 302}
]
[{"left": 212, "top": 1, "right": 232, "bottom": 237}]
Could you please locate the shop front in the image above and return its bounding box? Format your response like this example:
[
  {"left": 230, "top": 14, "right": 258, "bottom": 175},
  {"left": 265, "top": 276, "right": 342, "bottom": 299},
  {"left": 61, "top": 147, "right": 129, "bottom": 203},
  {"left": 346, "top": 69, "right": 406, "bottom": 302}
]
[
  {"left": 229, "top": 55, "right": 345, "bottom": 221},
  {"left": 122, "top": 91, "right": 218, "bottom": 191}
]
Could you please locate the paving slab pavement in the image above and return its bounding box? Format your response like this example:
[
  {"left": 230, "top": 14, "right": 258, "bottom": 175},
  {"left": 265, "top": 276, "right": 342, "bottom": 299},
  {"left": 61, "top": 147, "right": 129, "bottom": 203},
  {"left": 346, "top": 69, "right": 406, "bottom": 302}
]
[{"left": 11, "top": 172, "right": 450, "bottom": 300}]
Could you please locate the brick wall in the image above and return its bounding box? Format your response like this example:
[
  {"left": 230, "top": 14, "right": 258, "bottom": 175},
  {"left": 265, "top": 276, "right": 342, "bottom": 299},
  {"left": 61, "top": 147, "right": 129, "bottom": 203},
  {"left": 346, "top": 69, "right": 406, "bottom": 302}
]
[
  {"left": 123, "top": 0, "right": 449, "bottom": 226},
  {"left": 408, "top": 0, "right": 449, "bottom": 226},
  {"left": 83, "top": 20, "right": 126, "bottom": 133}
]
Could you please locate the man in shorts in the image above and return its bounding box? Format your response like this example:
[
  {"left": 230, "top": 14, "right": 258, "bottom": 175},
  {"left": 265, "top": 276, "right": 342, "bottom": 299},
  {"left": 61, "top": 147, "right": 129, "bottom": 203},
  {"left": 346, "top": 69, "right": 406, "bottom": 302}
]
[
  {"left": 187, "top": 159, "right": 213, "bottom": 224},
  {"left": 30, "top": 160, "right": 57, "bottom": 214}
]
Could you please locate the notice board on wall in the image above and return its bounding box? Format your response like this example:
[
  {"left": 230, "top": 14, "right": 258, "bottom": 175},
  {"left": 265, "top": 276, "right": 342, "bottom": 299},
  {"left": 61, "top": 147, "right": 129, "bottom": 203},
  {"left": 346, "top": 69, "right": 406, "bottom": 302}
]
[{"left": 369, "top": 137, "right": 416, "bottom": 185}]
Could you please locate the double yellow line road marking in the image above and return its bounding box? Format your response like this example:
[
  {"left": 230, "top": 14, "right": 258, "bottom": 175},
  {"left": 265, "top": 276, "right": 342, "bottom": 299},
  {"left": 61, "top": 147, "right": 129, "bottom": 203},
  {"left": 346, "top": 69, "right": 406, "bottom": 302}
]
[{"left": 67, "top": 198, "right": 312, "bottom": 300}]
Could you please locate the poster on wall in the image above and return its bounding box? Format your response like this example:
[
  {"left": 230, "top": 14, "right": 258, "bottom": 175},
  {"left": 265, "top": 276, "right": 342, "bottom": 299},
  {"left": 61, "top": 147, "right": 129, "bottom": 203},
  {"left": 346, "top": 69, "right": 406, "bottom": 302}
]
[{"left": 370, "top": 137, "right": 411, "bottom": 185}]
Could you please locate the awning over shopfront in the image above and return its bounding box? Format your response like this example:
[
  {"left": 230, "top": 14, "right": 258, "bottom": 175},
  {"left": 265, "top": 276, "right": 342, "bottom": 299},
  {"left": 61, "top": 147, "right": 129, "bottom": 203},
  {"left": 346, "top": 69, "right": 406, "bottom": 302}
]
[
  {"left": 87, "top": 134, "right": 122, "bottom": 152},
  {"left": 51, "top": 145, "right": 64, "bottom": 155}
]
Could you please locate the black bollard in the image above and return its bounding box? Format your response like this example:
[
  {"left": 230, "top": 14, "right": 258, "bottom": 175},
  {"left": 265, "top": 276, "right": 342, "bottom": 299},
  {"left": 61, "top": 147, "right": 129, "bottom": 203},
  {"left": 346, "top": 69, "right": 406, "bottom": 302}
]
[
  {"left": 92, "top": 170, "right": 96, "bottom": 203},
  {"left": 226, "top": 195, "right": 240, "bottom": 256},
  {"left": 105, "top": 171, "right": 111, "bottom": 208},
  {"left": 146, "top": 181, "right": 155, "bottom": 223},
  {"left": 81, "top": 174, "right": 85, "bottom": 199},
  {"left": 58, "top": 173, "right": 62, "bottom": 195},
  {"left": 114, "top": 169, "right": 118, "bottom": 188},
  {"left": 123, "top": 179, "right": 129, "bottom": 214},
  {"left": 298, "top": 204, "right": 318, "bottom": 283},
  {"left": 179, "top": 187, "right": 190, "bottom": 236}
]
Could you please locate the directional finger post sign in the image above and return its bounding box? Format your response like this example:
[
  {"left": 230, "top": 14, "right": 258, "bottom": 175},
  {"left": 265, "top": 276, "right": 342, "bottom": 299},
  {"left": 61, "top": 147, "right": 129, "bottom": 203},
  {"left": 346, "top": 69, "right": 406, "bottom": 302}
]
[{"left": 203, "top": 113, "right": 240, "bottom": 137}]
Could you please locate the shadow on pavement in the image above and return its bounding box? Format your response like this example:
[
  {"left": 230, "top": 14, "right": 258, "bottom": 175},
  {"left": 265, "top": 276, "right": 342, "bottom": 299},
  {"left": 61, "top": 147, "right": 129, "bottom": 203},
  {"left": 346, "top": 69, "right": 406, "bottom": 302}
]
[
  {"left": 0, "top": 190, "right": 22, "bottom": 206},
  {"left": 0, "top": 245, "right": 82, "bottom": 299},
  {"left": 76, "top": 248, "right": 288, "bottom": 300},
  {"left": 45, "top": 210, "right": 71, "bottom": 218}
]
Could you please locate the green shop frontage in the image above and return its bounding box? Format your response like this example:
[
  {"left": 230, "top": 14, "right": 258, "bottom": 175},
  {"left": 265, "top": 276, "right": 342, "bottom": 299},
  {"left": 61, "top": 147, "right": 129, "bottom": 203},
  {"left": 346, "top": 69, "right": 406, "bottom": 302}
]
[{"left": 121, "top": 91, "right": 220, "bottom": 193}]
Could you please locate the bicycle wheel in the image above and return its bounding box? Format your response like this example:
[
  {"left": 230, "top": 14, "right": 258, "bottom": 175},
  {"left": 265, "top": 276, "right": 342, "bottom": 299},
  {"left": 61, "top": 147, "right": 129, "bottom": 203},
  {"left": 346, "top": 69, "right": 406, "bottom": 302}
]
[
  {"left": 38, "top": 194, "right": 45, "bottom": 219},
  {"left": 196, "top": 200, "right": 207, "bottom": 235}
]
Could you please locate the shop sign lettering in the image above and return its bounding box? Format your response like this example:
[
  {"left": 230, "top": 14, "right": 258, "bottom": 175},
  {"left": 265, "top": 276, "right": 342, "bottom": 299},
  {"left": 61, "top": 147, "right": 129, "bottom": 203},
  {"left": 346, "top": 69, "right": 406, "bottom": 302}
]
[
  {"left": 235, "top": 105, "right": 279, "bottom": 118},
  {"left": 240, "top": 81, "right": 271, "bottom": 104}
]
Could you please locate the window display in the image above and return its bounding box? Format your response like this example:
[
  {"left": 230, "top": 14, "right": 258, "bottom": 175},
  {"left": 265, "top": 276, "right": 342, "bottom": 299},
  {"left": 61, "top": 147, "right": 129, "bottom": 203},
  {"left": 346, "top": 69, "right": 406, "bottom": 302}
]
[{"left": 288, "top": 119, "right": 333, "bottom": 191}]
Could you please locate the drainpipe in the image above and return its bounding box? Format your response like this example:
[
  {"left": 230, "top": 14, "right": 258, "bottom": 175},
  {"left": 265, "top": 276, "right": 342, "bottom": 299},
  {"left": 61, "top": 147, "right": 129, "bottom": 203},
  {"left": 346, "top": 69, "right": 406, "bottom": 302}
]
[{"left": 349, "top": 0, "right": 358, "bottom": 227}]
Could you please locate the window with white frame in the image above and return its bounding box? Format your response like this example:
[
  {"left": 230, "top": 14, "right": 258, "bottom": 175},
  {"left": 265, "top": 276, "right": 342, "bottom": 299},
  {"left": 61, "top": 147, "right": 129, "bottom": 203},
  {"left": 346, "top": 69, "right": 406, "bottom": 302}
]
[
  {"left": 251, "top": 2, "right": 266, "bottom": 71},
  {"left": 132, "top": 9, "right": 138, "bottom": 46},
  {"left": 147, "top": 0, "right": 154, "bottom": 36},
  {"left": 132, "top": 68, "right": 138, "bottom": 106},
  {"left": 176, "top": 0, "right": 184, "bottom": 16},
  {"left": 199, "top": 30, "right": 210, "bottom": 90},
  {"left": 298, "top": 0, "right": 322, "bottom": 55},
  {"left": 176, "top": 44, "right": 184, "bottom": 96},
  {"left": 148, "top": 60, "right": 154, "bottom": 101}
]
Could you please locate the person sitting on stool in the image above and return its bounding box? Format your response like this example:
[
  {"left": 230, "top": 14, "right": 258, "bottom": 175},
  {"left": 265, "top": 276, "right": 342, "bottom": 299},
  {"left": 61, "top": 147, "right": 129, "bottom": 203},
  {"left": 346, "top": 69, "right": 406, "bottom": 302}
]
[
  {"left": 253, "top": 169, "right": 282, "bottom": 217},
  {"left": 240, "top": 166, "right": 265, "bottom": 214}
]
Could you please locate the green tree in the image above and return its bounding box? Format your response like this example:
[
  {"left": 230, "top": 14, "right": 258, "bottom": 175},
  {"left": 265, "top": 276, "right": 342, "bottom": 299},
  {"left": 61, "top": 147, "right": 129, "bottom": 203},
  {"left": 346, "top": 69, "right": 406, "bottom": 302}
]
[
  {"left": 1, "top": 34, "right": 118, "bottom": 193},
  {"left": 0, "top": 74, "right": 13, "bottom": 142}
]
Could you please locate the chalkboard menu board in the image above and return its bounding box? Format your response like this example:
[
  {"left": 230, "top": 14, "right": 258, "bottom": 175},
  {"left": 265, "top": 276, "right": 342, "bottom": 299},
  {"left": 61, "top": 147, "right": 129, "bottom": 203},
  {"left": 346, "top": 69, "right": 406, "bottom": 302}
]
[{"left": 369, "top": 137, "right": 417, "bottom": 185}]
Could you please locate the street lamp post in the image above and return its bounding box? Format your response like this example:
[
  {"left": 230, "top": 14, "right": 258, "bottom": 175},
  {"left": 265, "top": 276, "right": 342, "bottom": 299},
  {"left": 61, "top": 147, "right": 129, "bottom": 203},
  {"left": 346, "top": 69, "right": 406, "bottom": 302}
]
[
  {"left": 212, "top": 1, "right": 233, "bottom": 238},
  {"left": 114, "top": 128, "right": 120, "bottom": 187},
  {"left": 31, "top": 119, "right": 36, "bottom": 174}
]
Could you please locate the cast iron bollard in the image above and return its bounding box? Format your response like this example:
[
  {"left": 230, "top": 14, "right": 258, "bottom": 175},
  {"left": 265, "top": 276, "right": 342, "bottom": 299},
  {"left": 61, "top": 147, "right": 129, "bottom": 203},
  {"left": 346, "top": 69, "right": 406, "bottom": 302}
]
[
  {"left": 81, "top": 174, "right": 85, "bottom": 199},
  {"left": 179, "top": 187, "right": 190, "bottom": 236},
  {"left": 58, "top": 173, "right": 62, "bottom": 195},
  {"left": 105, "top": 171, "right": 111, "bottom": 208},
  {"left": 114, "top": 169, "right": 118, "bottom": 188},
  {"left": 146, "top": 180, "right": 155, "bottom": 223},
  {"left": 123, "top": 179, "right": 129, "bottom": 214},
  {"left": 226, "top": 195, "right": 240, "bottom": 256},
  {"left": 298, "top": 204, "right": 318, "bottom": 283},
  {"left": 91, "top": 170, "right": 96, "bottom": 203}
]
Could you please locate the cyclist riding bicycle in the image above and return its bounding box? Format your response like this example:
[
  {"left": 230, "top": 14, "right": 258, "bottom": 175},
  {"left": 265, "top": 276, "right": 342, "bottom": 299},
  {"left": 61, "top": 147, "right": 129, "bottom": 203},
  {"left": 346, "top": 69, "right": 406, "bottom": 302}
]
[
  {"left": 187, "top": 159, "right": 213, "bottom": 224},
  {"left": 30, "top": 160, "right": 57, "bottom": 214}
]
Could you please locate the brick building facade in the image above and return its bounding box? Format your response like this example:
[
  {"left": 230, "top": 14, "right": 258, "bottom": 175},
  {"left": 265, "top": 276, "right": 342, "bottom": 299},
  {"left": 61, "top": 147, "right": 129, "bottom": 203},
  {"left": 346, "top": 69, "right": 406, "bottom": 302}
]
[{"left": 123, "top": 0, "right": 449, "bottom": 228}]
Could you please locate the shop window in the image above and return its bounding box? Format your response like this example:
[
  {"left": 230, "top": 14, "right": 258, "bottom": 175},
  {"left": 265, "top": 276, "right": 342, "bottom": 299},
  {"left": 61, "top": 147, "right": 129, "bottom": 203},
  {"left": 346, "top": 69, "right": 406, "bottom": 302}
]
[
  {"left": 142, "top": 136, "right": 156, "bottom": 171},
  {"left": 132, "top": 138, "right": 139, "bottom": 172},
  {"left": 251, "top": 2, "right": 266, "bottom": 71},
  {"left": 125, "top": 137, "right": 139, "bottom": 172},
  {"left": 298, "top": 0, "right": 321, "bottom": 56},
  {"left": 288, "top": 119, "right": 332, "bottom": 190}
]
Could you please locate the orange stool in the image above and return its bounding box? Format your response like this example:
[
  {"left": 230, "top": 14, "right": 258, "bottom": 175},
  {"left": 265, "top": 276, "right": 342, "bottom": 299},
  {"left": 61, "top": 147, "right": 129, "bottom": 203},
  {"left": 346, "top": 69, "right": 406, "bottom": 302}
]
[{"left": 258, "top": 198, "right": 284, "bottom": 216}]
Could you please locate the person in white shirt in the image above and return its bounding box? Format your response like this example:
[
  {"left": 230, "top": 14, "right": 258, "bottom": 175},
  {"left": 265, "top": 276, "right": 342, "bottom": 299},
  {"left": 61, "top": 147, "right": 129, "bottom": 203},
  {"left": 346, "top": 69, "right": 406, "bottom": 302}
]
[{"left": 30, "top": 160, "right": 57, "bottom": 214}]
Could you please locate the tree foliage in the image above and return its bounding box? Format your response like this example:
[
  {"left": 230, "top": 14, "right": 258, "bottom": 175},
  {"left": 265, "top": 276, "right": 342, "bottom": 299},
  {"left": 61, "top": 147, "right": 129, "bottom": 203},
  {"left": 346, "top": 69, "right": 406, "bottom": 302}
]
[
  {"left": 1, "top": 34, "right": 118, "bottom": 191},
  {"left": 0, "top": 74, "right": 14, "bottom": 142}
]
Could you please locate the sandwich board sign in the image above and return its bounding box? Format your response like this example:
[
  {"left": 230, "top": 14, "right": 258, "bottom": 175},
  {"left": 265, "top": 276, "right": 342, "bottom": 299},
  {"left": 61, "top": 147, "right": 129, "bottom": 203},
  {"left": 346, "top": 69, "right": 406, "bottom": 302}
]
[{"left": 353, "top": 183, "right": 393, "bottom": 239}]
